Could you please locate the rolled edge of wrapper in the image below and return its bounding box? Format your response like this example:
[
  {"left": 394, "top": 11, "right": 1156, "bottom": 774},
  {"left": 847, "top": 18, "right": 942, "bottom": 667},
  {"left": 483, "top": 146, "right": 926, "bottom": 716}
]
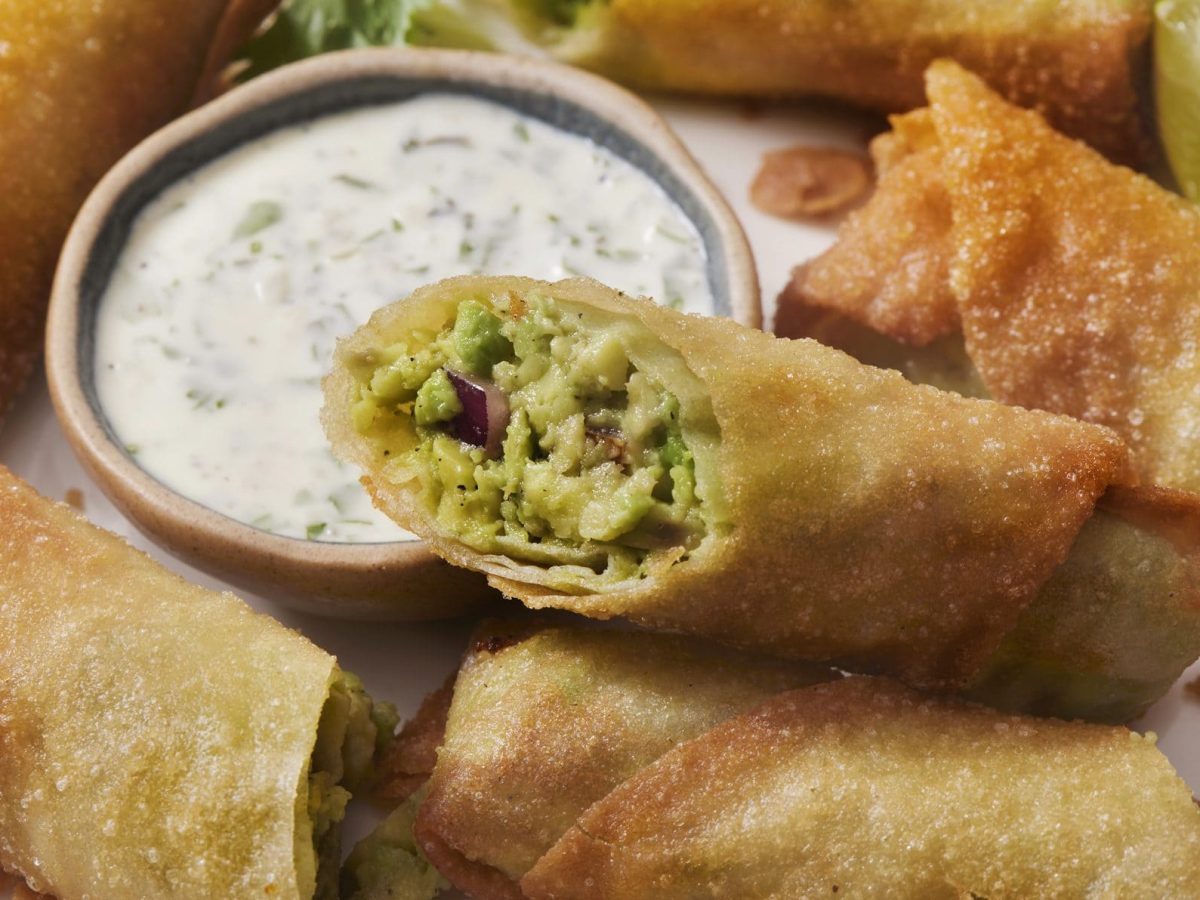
[{"left": 0, "top": 465, "right": 348, "bottom": 898}]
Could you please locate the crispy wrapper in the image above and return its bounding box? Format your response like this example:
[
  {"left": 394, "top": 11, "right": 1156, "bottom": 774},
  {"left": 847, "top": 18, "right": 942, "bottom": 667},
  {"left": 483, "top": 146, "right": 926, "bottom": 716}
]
[
  {"left": 414, "top": 622, "right": 834, "bottom": 898},
  {"left": 326, "top": 275, "right": 1129, "bottom": 691},
  {"left": 779, "top": 109, "right": 959, "bottom": 348},
  {"left": 546, "top": 0, "right": 1153, "bottom": 162},
  {"left": 522, "top": 677, "right": 1200, "bottom": 899},
  {"left": 0, "top": 0, "right": 234, "bottom": 425},
  {"left": 784, "top": 217, "right": 1200, "bottom": 722},
  {"left": 782, "top": 60, "right": 1200, "bottom": 496},
  {"left": 966, "top": 485, "right": 1200, "bottom": 721},
  {"left": 0, "top": 466, "right": 338, "bottom": 900},
  {"left": 373, "top": 675, "right": 455, "bottom": 808},
  {"left": 933, "top": 60, "right": 1200, "bottom": 493}
]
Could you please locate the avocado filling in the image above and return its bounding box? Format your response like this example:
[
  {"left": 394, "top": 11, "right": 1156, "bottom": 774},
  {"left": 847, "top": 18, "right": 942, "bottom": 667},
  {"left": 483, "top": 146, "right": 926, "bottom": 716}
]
[
  {"left": 302, "top": 671, "right": 399, "bottom": 900},
  {"left": 351, "top": 291, "right": 717, "bottom": 584},
  {"left": 341, "top": 783, "right": 447, "bottom": 900}
]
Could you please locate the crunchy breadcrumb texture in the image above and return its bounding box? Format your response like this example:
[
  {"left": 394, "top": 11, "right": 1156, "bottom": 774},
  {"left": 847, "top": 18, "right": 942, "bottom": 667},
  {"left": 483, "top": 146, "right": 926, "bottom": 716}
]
[
  {"left": 0, "top": 0, "right": 230, "bottom": 424},
  {"left": 523, "top": 677, "right": 1200, "bottom": 899},
  {"left": 414, "top": 623, "right": 833, "bottom": 898},
  {"left": 0, "top": 465, "right": 337, "bottom": 899}
]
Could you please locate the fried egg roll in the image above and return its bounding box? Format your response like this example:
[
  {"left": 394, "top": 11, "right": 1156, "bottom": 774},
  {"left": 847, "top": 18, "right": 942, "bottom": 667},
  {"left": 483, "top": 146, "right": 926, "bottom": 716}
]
[
  {"left": 781, "top": 60, "right": 1200, "bottom": 495},
  {"left": 0, "top": 0, "right": 236, "bottom": 424},
  {"left": 0, "top": 466, "right": 395, "bottom": 900},
  {"left": 966, "top": 485, "right": 1200, "bottom": 721},
  {"left": 240, "top": 0, "right": 1152, "bottom": 162},
  {"left": 538, "top": 0, "right": 1154, "bottom": 162},
  {"left": 782, "top": 315, "right": 1200, "bottom": 724},
  {"left": 522, "top": 677, "right": 1200, "bottom": 899},
  {"left": 412, "top": 622, "right": 834, "bottom": 898},
  {"left": 325, "top": 274, "right": 1131, "bottom": 694}
]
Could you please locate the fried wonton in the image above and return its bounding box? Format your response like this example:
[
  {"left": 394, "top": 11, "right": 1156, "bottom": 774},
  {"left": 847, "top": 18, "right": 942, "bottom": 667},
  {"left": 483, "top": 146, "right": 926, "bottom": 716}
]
[{"left": 780, "top": 60, "right": 1200, "bottom": 495}]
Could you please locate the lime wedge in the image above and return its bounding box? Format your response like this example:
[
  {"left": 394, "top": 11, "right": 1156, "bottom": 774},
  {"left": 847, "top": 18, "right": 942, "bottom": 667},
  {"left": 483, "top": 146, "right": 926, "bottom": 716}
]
[{"left": 1156, "top": 0, "right": 1200, "bottom": 201}]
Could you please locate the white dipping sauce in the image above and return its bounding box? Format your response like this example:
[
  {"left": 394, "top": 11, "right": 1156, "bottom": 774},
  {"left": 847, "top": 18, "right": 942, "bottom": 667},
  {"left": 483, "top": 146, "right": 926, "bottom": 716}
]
[{"left": 95, "top": 94, "right": 714, "bottom": 543}]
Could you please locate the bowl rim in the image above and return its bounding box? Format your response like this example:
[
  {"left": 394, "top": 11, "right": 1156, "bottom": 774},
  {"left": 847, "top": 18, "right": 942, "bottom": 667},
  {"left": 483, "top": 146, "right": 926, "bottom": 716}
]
[{"left": 44, "top": 45, "right": 761, "bottom": 617}]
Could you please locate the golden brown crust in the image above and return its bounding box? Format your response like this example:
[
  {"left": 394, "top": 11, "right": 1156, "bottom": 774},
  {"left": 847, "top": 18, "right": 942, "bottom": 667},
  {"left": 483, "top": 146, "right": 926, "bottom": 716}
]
[
  {"left": 522, "top": 677, "right": 1200, "bottom": 899},
  {"left": 928, "top": 61, "right": 1200, "bottom": 493},
  {"left": 413, "top": 826, "right": 526, "bottom": 900},
  {"left": 776, "top": 110, "right": 959, "bottom": 347},
  {"left": 413, "top": 623, "right": 834, "bottom": 897},
  {"left": 0, "top": 465, "right": 336, "bottom": 899},
  {"left": 789, "top": 61, "right": 1200, "bottom": 497},
  {"left": 327, "top": 275, "right": 1130, "bottom": 689},
  {"left": 573, "top": 0, "right": 1153, "bottom": 163},
  {"left": 0, "top": 0, "right": 233, "bottom": 425}
]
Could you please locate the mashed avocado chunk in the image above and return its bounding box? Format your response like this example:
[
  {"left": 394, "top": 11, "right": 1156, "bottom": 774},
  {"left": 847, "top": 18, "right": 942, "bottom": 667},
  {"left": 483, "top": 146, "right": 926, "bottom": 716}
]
[
  {"left": 303, "top": 670, "right": 399, "bottom": 900},
  {"left": 341, "top": 784, "right": 447, "bottom": 900},
  {"left": 353, "top": 290, "right": 715, "bottom": 583}
]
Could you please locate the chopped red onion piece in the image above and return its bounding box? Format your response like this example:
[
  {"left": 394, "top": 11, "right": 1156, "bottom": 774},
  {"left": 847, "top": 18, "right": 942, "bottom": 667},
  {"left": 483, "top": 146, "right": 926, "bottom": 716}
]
[{"left": 445, "top": 368, "right": 510, "bottom": 458}]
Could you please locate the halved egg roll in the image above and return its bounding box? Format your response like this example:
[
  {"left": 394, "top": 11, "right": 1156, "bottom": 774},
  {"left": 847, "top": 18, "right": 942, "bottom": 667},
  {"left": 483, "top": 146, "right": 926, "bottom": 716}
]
[
  {"left": 781, "top": 60, "right": 1200, "bottom": 495},
  {"left": 324, "top": 274, "right": 1131, "bottom": 694},
  {"left": 0, "top": 466, "right": 395, "bottom": 900},
  {"left": 522, "top": 676, "right": 1200, "bottom": 898},
  {"left": 412, "top": 621, "right": 834, "bottom": 899}
]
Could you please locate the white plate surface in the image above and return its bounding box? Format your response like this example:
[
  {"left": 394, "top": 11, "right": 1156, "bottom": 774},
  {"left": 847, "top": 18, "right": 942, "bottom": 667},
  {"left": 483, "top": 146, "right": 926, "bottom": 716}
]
[{"left": 1, "top": 94, "right": 1196, "bottom": 899}]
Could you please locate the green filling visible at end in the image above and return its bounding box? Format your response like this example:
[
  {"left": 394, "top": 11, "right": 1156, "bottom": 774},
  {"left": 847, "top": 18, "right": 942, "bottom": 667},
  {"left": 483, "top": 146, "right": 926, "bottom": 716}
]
[
  {"left": 341, "top": 783, "right": 447, "bottom": 900},
  {"left": 354, "top": 290, "right": 715, "bottom": 584},
  {"left": 968, "top": 510, "right": 1200, "bottom": 723},
  {"left": 305, "top": 670, "right": 398, "bottom": 900},
  {"left": 414, "top": 368, "right": 463, "bottom": 426}
]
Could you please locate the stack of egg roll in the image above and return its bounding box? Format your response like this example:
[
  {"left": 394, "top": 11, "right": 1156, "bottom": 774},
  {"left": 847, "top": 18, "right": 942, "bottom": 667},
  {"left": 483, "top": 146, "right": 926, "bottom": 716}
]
[
  {"left": 324, "top": 274, "right": 1200, "bottom": 722},
  {"left": 0, "top": 0, "right": 240, "bottom": 425},
  {"left": 402, "top": 621, "right": 1200, "bottom": 898},
  {"left": 779, "top": 60, "right": 1200, "bottom": 500},
  {"left": 0, "top": 466, "right": 401, "bottom": 899}
]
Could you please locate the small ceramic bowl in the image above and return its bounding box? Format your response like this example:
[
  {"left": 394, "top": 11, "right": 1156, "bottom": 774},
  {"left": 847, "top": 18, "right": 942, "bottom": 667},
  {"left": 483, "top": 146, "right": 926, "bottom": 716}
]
[{"left": 46, "top": 46, "right": 760, "bottom": 619}]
